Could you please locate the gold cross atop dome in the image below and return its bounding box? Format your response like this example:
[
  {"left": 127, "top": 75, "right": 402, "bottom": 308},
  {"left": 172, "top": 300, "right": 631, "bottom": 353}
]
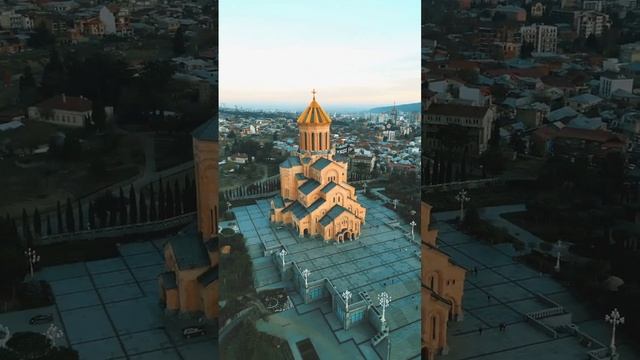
[{"left": 297, "top": 89, "right": 331, "bottom": 125}]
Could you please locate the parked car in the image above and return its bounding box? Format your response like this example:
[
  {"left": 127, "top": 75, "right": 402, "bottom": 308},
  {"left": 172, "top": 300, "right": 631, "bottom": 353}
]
[
  {"left": 29, "top": 314, "right": 53, "bottom": 325},
  {"left": 182, "top": 326, "right": 206, "bottom": 339}
]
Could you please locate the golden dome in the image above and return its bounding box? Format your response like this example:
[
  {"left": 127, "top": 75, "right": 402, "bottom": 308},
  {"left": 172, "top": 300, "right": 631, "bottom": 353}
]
[{"left": 297, "top": 90, "right": 332, "bottom": 126}]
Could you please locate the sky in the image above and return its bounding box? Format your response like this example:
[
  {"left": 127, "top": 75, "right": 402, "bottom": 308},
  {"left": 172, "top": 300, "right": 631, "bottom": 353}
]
[{"left": 219, "top": 0, "right": 421, "bottom": 112}]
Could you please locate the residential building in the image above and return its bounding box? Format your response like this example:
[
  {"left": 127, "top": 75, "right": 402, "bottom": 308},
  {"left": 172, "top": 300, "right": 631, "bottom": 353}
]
[
  {"left": 600, "top": 72, "right": 634, "bottom": 98},
  {"left": 582, "top": 0, "right": 604, "bottom": 11},
  {"left": 576, "top": 11, "right": 611, "bottom": 38},
  {"left": 0, "top": 10, "right": 32, "bottom": 30},
  {"left": 494, "top": 5, "right": 527, "bottom": 22},
  {"left": 27, "top": 94, "right": 92, "bottom": 128},
  {"left": 530, "top": 2, "right": 546, "bottom": 17},
  {"left": 424, "top": 103, "right": 495, "bottom": 155},
  {"left": 620, "top": 42, "right": 640, "bottom": 63},
  {"left": 521, "top": 24, "right": 558, "bottom": 53},
  {"left": 99, "top": 4, "right": 133, "bottom": 36}
]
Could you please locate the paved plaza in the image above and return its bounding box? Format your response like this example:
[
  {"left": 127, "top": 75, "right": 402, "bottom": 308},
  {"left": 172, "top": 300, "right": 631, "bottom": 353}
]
[
  {"left": 0, "top": 239, "right": 218, "bottom": 360},
  {"left": 228, "top": 195, "right": 421, "bottom": 360},
  {"left": 432, "top": 218, "right": 640, "bottom": 360}
]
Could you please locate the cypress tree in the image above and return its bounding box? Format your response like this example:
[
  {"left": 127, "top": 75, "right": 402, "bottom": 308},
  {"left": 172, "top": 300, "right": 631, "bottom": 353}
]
[
  {"left": 56, "top": 200, "right": 63, "bottom": 233},
  {"left": 65, "top": 198, "right": 75, "bottom": 232},
  {"left": 149, "top": 184, "right": 157, "bottom": 221},
  {"left": 22, "top": 208, "right": 30, "bottom": 245},
  {"left": 174, "top": 180, "right": 181, "bottom": 215},
  {"left": 78, "top": 199, "right": 84, "bottom": 230},
  {"left": 139, "top": 190, "right": 148, "bottom": 222},
  {"left": 46, "top": 214, "right": 52, "bottom": 235},
  {"left": 165, "top": 182, "right": 174, "bottom": 218},
  {"left": 129, "top": 185, "right": 137, "bottom": 224},
  {"left": 119, "top": 187, "right": 127, "bottom": 225},
  {"left": 33, "top": 208, "right": 42, "bottom": 236},
  {"left": 158, "top": 179, "right": 165, "bottom": 219},
  {"left": 88, "top": 201, "right": 95, "bottom": 229}
]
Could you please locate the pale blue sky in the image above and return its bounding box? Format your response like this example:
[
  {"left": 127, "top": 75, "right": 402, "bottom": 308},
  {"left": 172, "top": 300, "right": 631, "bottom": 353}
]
[{"left": 219, "top": 0, "right": 420, "bottom": 111}]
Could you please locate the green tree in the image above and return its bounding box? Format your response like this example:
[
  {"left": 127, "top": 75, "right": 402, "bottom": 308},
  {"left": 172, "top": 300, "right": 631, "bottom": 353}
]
[
  {"left": 18, "top": 66, "right": 37, "bottom": 107},
  {"left": 165, "top": 182, "right": 174, "bottom": 218},
  {"left": 46, "top": 214, "right": 52, "bottom": 236},
  {"left": 6, "top": 332, "right": 51, "bottom": 359},
  {"left": 118, "top": 187, "right": 127, "bottom": 225},
  {"left": 149, "top": 184, "right": 157, "bottom": 221},
  {"left": 158, "top": 180, "right": 165, "bottom": 219},
  {"left": 173, "top": 26, "right": 186, "bottom": 55},
  {"left": 139, "top": 190, "right": 148, "bottom": 223},
  {"left": 21, "top": 208, "right": 31, "bottom": 247},
  {"left": 27, "top": 22, "right": 55, "bottom": 48},
  {"left": 91, "top": 99, "right": 107, "bottom": 131},
  {"left": 77, "top": 200, "right": 84, "bottom": 231},
  {"left": 33, "top": 208, "right": 42, "bottom": 237},
  {"left": 174, "top": 180, "right": 181, "bottom": 215},
  {"left": 88, "top": 201, "right": 95, "bottom": 229},
  {"left": 65, "top": 198, "right": 74, "bottom": 232},
  {"left": 0, "top": 245, "right": 26, "bottom": 307},
  {"left": 40, "top": 48, "right": 65, "bottom": 98},
  {"left": 129, "top": 185, "right": 137, "bottom": 224}
]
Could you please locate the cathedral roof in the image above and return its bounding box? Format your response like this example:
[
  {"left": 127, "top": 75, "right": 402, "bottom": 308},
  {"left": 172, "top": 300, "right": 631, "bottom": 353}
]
[
  {"left": 298, "top": 179, "right": 321, "bottom": 195},
  {"left": 272, "top": 195, "right": 285, "bottom": 208},
  {"left": 311, "top": 157, "right": 333, "bottom": 171},
  {"left": 280, "top": 156, "right": 302, "bottom": 168},
  {"left": 319, "top": 205, "right": 350, "bottom": 226},
  {"left": 297, "top": 92, "right": 332, "bottom": 126},
  {"left": 197, "top": 265, "right": 219, "bottom": 286},
  {"left": 168, "top": 233, "right": 210, "bottom": 270},
  {"left": 307, "top": 198, "right": 326, "bottom": 213},
  {"left": 321, "top": 181, "right": 338, "bottom": 193}
]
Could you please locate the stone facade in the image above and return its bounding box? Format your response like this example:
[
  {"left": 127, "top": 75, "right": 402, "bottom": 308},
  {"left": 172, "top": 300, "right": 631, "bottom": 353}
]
[
  {"left": 421, "top": 201, "right": 466, "bottom": 360},
  {"left": 159, "top": 120, "right": 219, "bottom": 320},
  {"left": 270, "top": 93, "right": 366, "bottom": 242}
]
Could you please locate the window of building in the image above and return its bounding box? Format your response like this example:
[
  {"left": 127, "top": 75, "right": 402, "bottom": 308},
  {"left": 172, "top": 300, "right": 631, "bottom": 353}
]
[
  {"left": 309, "top": 287, "right": 322, "bottom": 300},
  {"left": 337, "top": 306, "right": 345, "bottom": 321}
]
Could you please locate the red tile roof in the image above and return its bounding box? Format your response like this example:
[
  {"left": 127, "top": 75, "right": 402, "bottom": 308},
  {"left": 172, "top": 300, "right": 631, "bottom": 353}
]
[{"left": 36, "top": 95, "right": 92, "bottom": 112}]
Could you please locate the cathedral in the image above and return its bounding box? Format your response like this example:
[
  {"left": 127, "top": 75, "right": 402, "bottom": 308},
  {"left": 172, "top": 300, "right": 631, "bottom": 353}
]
[
  {"left": 270, "top": 91, "right": 366, "bottom": 242},
  {"left": 421, "top": 201, "right": 466, "bottom": 360}
]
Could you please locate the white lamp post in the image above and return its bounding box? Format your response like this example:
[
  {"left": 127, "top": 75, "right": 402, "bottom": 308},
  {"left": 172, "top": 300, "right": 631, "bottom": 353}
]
[
  {"left": 393, "top": 199, "right": 398, "bottom": 209},
  {"left": 554, "top": 240, "right": 563, "bottom": 272},
  {"left": 0, "top": 324, "right": 9, "bottom": 348},
  {"left": 302, "top": 268, "right": 311, "bottom": 288},
  {"left": 342, "top": 290, "right": 352, "bottom": 312},
  {"left": 379, "top": 292, "right": 390, "bottom": 324},
  {"left": 363, "top": 182, "right": 368, "bottom": 193},
  {"left": 409, "top": 220, "right": 416, "bottom": 241},
  {"left": 278, "top": 248, "right": 287, "bottom": 269},
  {"left": 455, "top": 189, "right": 470, "bottom": 221},
  {"left": 43, "top": 324, "right": 63, "bottom": 346},
  {"left": 605, "top": 308, "right": 624, "bottom": 358},
  {"left": 227, "top": 201, "right": 232, "bottom": 212},
  {"left": 24, "top": 248, "right": 40, "bottom": 279}
]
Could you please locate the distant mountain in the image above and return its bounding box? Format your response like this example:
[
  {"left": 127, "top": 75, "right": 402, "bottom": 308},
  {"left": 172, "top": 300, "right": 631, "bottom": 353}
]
[{"left": 369, "top": 103, "right": 421, "bottom": 113}]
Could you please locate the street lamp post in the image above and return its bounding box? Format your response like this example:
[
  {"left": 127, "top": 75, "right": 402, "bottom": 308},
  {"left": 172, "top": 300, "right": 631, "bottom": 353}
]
[
  {"left": 393, "top": 199, "right": 398, "bottom": 209},
  {"left": 409, "top": 220, "right": 416, "bottom": 241},
  {"left": 455, "top": 189, "right": 470, "bottom": 221},
  {"left": 554, "top": 240, "right": 563, "bottom": 272},
  {"left": 227, "top": 201, "right": 232, "bottom": 212},
  {"left": 278, "top": 248, "right": 287, "bottom": 269},
  {"left": 43, "top": 324, "right": 64, "bottom": 346},
  {"left": 302, "top": 268, "right": 311, "bottom": 288},
  {"left": 342, "top": 290, "right": 352, "bottom": 312},
  {"left": 605, "top": 308, "right": 625, "bottom": 358},
  {"left": 0, "top": 324, "right": 9, "bottom": 348},
  {"left": 24, "top": 248, "right": 40, "bottom": 279},
  {"left": 379, "top": 292, "right": 390, "bottom": 324},
  {"left": 363, "top": 182, "right": 367, "bottom": 193}
]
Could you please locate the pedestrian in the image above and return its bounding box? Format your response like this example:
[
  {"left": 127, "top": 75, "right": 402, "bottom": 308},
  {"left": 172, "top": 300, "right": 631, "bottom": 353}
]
[
  {"left": 478, "top": 326, "right": 483, "bottom": 335},
  {"left": 487, "top": 295, "right": 491, "bottom": 303}
]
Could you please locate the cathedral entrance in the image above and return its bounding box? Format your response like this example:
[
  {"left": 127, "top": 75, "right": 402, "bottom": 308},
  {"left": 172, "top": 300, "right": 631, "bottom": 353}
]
[
  {"left": 303, "top": 228, "right": 309, "bottom": 237},
  {"left": 344, "top": 232, "right": 352, "bottom": 241}
]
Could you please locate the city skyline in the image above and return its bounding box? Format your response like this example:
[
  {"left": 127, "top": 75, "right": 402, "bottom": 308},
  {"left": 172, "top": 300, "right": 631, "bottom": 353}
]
[{"left": 219, "top": 0, "right": 420, "bottom": 110}]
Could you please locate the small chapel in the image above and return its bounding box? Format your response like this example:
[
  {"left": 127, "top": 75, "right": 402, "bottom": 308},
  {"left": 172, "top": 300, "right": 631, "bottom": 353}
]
[{"left": 270, "top": 91, "right": 366, "bottom": 242}]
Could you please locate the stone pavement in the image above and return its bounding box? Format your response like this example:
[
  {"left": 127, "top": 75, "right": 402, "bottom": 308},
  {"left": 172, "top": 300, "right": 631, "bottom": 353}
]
[
  {"left": 432, "top": 219, "right": 640, "bottom": 360},
  {"left": 0, "top": 240, "right": 218, "bottom": 360},
  {"left": 228, "top": 196, "right": 421, "bottom": 360}
]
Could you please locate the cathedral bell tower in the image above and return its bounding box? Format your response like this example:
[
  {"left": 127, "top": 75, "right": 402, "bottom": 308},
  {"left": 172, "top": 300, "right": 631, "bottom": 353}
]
[{"left": 298, "top": 89, "right": 332, "bottom": 154}]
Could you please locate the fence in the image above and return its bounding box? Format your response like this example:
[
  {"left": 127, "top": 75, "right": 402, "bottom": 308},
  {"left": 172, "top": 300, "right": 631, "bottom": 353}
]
[
  {"left": 37, "top": 212, "right": 196, "bottom": 245},
  {"left": 422, "top": 178, "right": 501, "bottom": 193}
]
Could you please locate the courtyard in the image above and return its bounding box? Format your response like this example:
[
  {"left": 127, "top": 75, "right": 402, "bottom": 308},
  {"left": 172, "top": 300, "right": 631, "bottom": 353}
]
[
  {"left": 432, "top": 213, "right": 640, "bottom": 360},
  {"left": 0, "top": 239, "right": 218, "bottom": 360},
  {"left": 227, "top": 195, "right": 422, "bottom": 360}
]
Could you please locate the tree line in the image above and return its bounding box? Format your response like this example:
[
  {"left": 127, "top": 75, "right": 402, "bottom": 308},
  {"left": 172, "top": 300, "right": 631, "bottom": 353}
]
[{"left": 10, "top": 174, "right": 197, "bottom": 246}]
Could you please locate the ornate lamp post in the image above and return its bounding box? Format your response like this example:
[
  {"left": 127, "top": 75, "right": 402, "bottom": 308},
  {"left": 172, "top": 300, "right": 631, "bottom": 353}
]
[
  {"left": 393, "top": 199, "right": 398, "bottom": 209},
  {"left": 0, "top": 324, "right": 9, "bottom": 348},
  {"left": 554, "top": 240, "right": 563, "bottom": 272},
  {"left": 278, "top": 248, "right": 287, "bottom": 269},
  {"left": 302, "top": 268, "right": 311, "bottom": 288},
  {"left": 455, "top": 189, "right": 470, "bottom": 221},
  {"left": 379, "top": 292, "right": 390, "bottom": 324},
  {"left": 409, "top": 220, "right": 416, "bottom": 241},
  {"left": 24, "top": 248, "right": 40, "bottom": 279},
  {"left": 342, "top": 290, "right": 352, "bottom": 312},
  {"left": 605, "top": 308, "right": 624, "bottom": 358},
  {"left": 43, "top": 324, "right": 64, "bottom": 346},
  {"left": 226, "top": 201, "right": 232, "bottom": 212},
  {"left": 363, "top": 182, "right": 368, "bottom": 193}
]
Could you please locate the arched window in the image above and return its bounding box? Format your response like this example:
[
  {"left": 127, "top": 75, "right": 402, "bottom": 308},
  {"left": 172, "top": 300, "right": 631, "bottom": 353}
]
[
  {"left": 431, "top": 315, "right": 437, "bottom": 340},
  {"left": 304, "top": 132, "right": 308, "bottom": 149},
  {"left": 311, "top": 132, "right": 315, "bottom": 150}
]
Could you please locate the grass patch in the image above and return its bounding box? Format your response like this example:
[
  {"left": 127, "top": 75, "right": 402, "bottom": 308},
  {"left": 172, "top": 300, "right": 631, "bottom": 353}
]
[{"left": 423, "top": 182, "right": 533, "bottom": 211}]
